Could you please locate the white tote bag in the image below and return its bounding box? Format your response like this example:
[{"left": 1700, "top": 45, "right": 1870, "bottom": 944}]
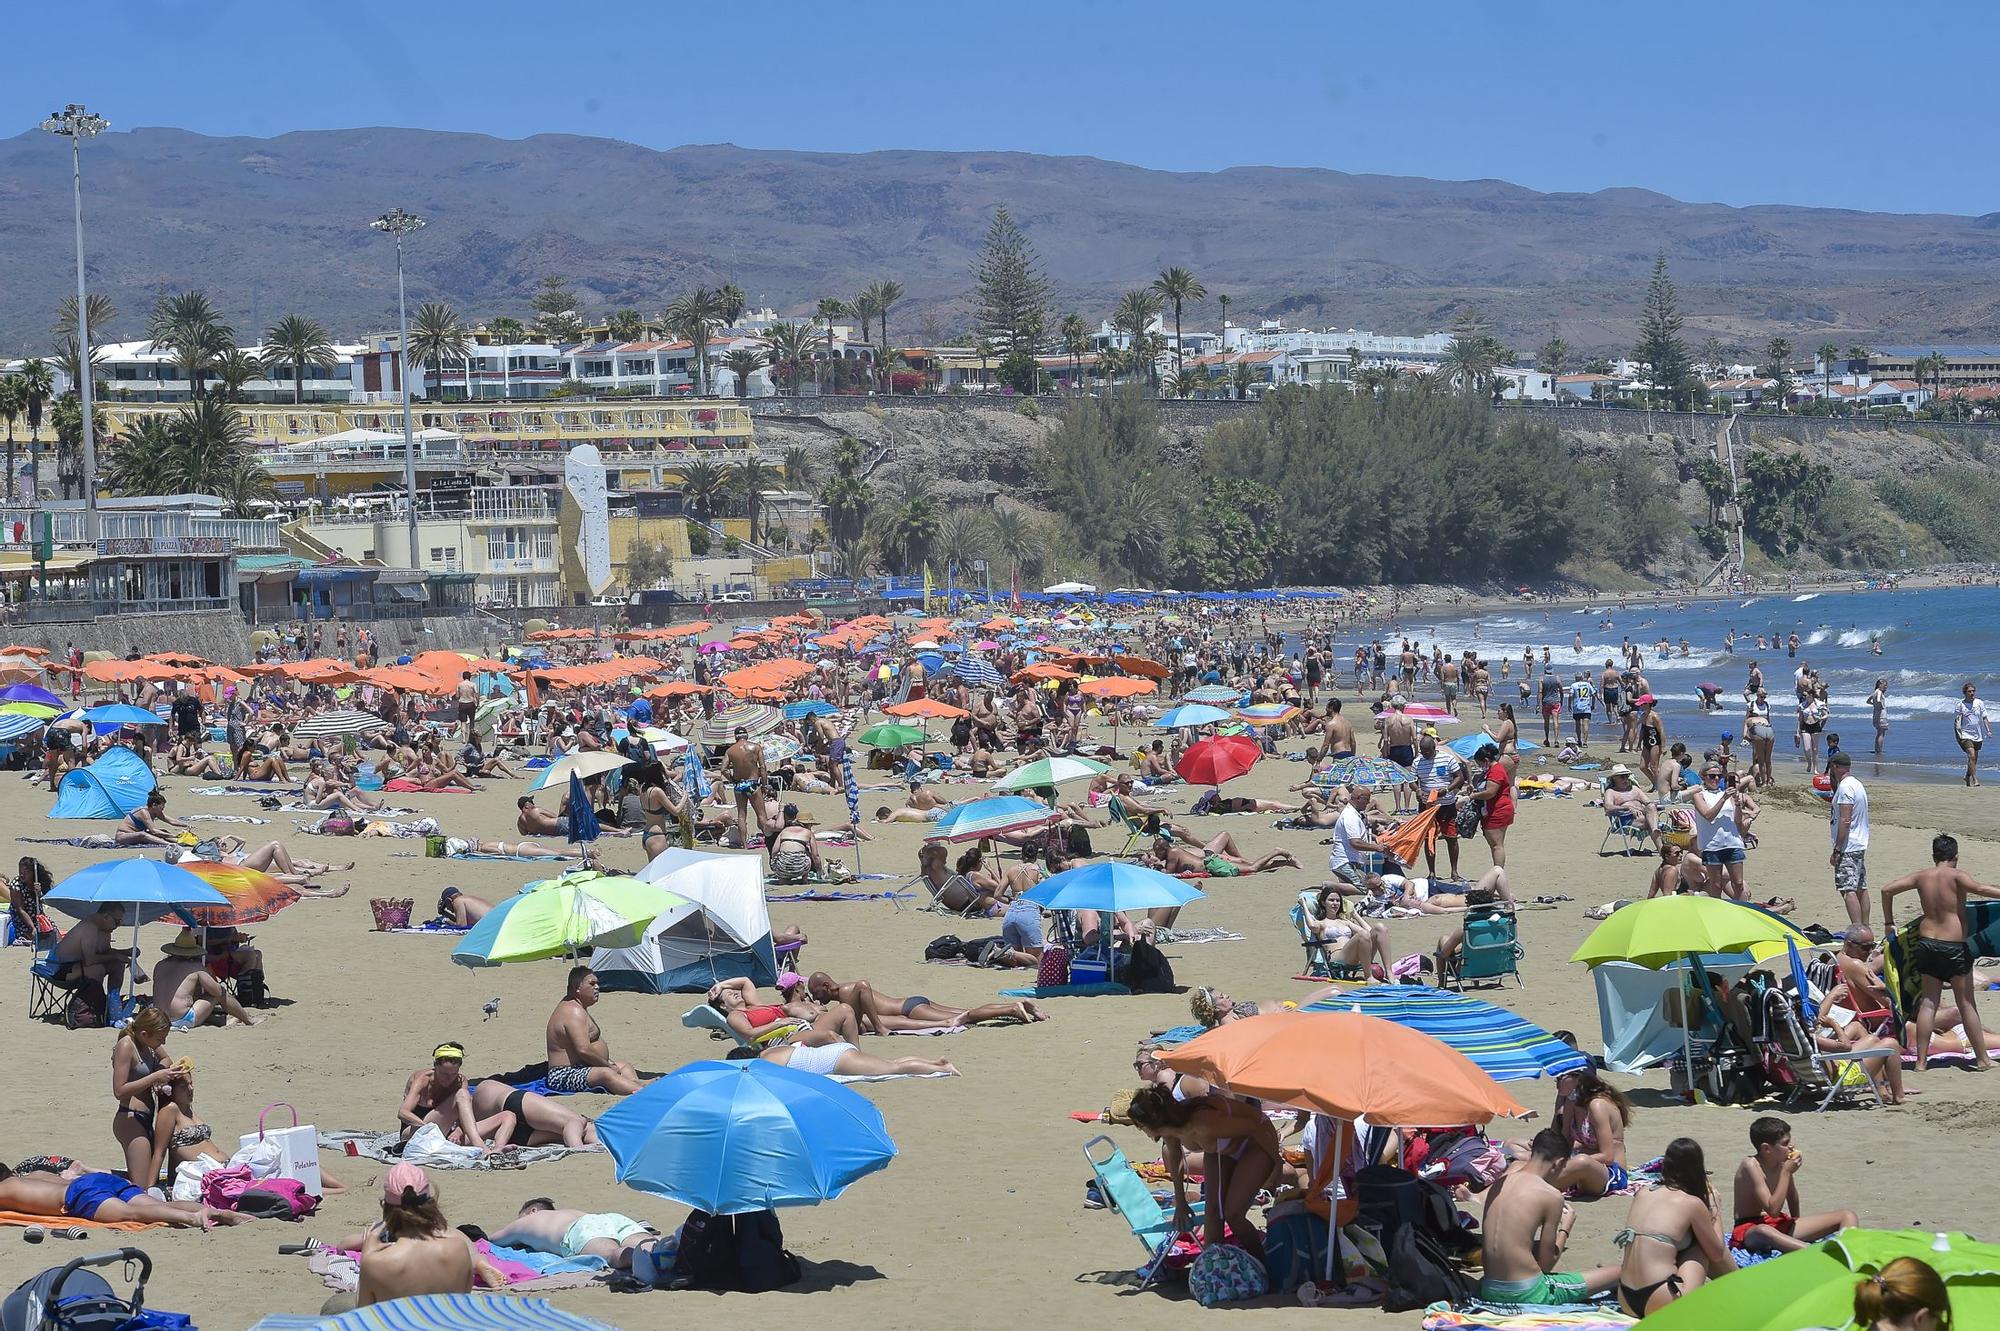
[{"left": 237, "top": 1101, "right": 322, "bottom": 1196}]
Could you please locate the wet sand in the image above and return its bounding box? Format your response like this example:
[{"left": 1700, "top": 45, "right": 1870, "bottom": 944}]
[{"left": 11, "top": 704, "right": 2000, "bottom": 1328}]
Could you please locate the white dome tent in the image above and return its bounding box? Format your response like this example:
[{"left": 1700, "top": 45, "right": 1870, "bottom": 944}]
[{"left": 592, "top": 847, "right": 778, "bottom": 993}]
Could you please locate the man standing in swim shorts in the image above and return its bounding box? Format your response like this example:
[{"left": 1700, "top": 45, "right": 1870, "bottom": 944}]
[
  {"left": 1880, "top": 833, "right": 2000, "bottom": 1070},
  {"left": 720, "top": 726, "right": 768, "bottom": 846}
]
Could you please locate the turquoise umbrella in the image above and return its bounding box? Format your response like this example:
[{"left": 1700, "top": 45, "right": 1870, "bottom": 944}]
[{"left": 925, "top": 796, "right": 1055, "bottom": 843}]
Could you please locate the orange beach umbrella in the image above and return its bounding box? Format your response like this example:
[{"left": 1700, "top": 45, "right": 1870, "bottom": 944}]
[{"left": 1158, "top": 1010, "right": 1525, "bottom": 1126}]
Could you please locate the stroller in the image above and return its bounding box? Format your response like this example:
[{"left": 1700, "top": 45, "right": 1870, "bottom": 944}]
[{"left": 2, "top": 1248, "right": 191, "bottom": 1331}]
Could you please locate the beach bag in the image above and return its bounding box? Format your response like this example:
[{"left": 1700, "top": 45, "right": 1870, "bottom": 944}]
[
  {"left": 1454, "top": 799, "right": 1483, "bottom": 837},
  {"left": 1702, "top": 1024, "right": 1768, "bottom": 1106},
  {"left": 1382, "top": 1224, "right": 1471, "bottom": 1312},
  {"left": 1262, "top": 1210, "right": 1331, "bottom": 1293},
  {"left": 370, "top": 898, "right": 414, "bottom": 931},
  {"left": 237, "top": 1102, "right": 322, "bottom": 1196},
  {"left": 1188, "top": 1242, "right": 1269, "bottom": 1307},
  {"left": 236, "top": 968, "right": 269, "bottom": 1007},
  {"left": 1037, "top": 944, "right": 1071, "bottom": 988},
  {"left": 320, "top": 815, "right": 357, "bottom": 836},
  {"left": 172, "top": 1155, "right": 224, "bottom": 1202},
  {"left": 424, "top": 835, "right": 449, "bottom": 858},
  {"left": 924, "top": 935, "right": 964, "bottom": 962},
  {"left": 731, "top": 1209, "right": 800, "bottom": 1292},
  {"left": 1122, "top": 939, "right": 1176, "bottom": 994},
  {"left": 236, "top": 1180, "right": 319, "bottom": 1220}
]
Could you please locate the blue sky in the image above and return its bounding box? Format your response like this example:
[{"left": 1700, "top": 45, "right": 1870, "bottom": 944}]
[{"left": 8, "top": 1, "right": 1995, "bottom": 216}]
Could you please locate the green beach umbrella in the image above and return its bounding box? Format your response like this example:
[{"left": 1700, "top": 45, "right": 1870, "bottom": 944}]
[
  {"left": 1642, "top": 1230, "right": 2000, "bottom": 1331},
  {"left": 451, "top": 870, "right": 686, "bottom": 967},
  {"left": 1569, "top": 895, "right": 1809, "bottom": 970},
  {"left": 858, "top": 723, "right": 927, "bottom": 749},
  {"left": 993, "top": 755, "right": 1112, "bottom": 791}
]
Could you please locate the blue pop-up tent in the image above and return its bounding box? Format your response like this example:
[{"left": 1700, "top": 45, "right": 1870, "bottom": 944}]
[{"left": 50, "top": 747, "right": 157, "bottom": 819}]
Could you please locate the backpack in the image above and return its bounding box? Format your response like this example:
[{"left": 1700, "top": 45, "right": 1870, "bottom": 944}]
[
  {"left": 923, "top": 935, "right": 964, "bottom": 961},
  {"left": 1122, "top": 939, "right": 1176, "bottom": 994},
  {"left": 236, "top": 969, "right": 269, "bottom": 1008},
  {"left": 669, "top": 1210, "right": 799, "bottom": 1293},
  {"left": 1382, "top": 1223, "right": 1473, "bottom": 1312},
  {"left": 1188, "top": 1242, "right": 1269, "bottom": 1307},
  {"left": 1703, "top": 1021, "right": 1769, "bottom": 1106}
]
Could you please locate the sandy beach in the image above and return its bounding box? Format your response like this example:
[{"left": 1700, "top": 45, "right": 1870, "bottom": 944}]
[{"left": 10, "top": 696, "right": 2000, "bottom": 1329}]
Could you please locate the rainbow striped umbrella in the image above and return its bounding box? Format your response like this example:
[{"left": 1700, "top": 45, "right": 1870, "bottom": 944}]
[
  {"left": 924, "top": 796, "right": 1056, "bottom": 843},
  {"left": 1236, "top": 702, "right": 1301, "bottom": 726},
  {"left": 178, "top": 862, "right": 304, "bottom": 926}
]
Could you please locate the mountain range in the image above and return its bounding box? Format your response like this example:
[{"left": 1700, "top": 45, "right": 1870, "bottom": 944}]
[{"left": 4, "top": 126, "right": 2000, "bottom": 356}]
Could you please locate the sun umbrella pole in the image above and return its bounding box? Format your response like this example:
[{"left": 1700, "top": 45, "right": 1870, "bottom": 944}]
[{"left": 1323, "top": 1120, "right": 1346, "bottom": 1286}]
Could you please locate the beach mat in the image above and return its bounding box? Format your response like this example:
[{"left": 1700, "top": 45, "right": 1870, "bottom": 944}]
[
  {"left": 999, "top": 982, "right": 1130, "bottom": 998},
  {"left": 1422, "top": 1301, "right": 1634, "bottom": 1329},
  {"left": 766, "top": 889, "right": 912, "bottom": 902},
  {"left": 0, "top": 1209, "right": 162, "bottom": 1232},
  {"left": 310, "top": 1243, "right": 608, "bottom": 1294},
  {"left": 318, "top": 1128, "right": 605, "bottom": 1170},
  {"left": 829, "top": 1070, "right": 955, "bottom": 1083}
]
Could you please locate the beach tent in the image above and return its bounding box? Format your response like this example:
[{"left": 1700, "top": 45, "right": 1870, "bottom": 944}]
[
  {"left": 593, "top": 847, "right": 777, "bottom": 993},
  {"left": 1590, "top": 955, "right": 1755, "bottom": 1072},
  {"left": 49, "top": 746, "right": 157, "bottom": 819}
]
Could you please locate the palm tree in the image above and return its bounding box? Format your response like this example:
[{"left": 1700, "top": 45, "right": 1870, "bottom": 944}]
[
  {"left": 937, "top": 507, "right": 989, "bottom": 573},
  {"left": 763, "top": 322, "right": 817, "bottom": 396},
  {"left": 814, "top": 298, "right": 846, "bottom": 395},
  {"left": 54, "top": 292, "right": 116, "bottom": 341},
  {"left": 877, "top": 477, "right": 942, "bottom": 574},
  {"left": 219, "top": 456, "right": 276, "bottom": 518},
  {"left": 834, "top": 536, "right": 874, "bottom": 580},
  {"left": 262, "top": 313, "right": 338, "bottom": 405},
  {"left": 606, "top": 308, "right": 646, "bottom": 342},
  {"left": 847, "top": 289, "right": 883, "bottom": 388},
  {"left": 103, "top": 398, "right": 260, "bottom": 498},
  {"left": 52, "top": 394, "right": 105, "bottom": 497},
  {"left": 1441, "top": 335, "right": 1500, "bottom": 393},
  {"left": 1151, "top": 267, "right": 1207, "bottom": 380},
  {"left": 781, "top": 444, "right": 813, "bottom": 491},
  {"left": 874, "top": 347, "right": 906, "bottom": 395},
  {"left": 732, "top": 454, "right": 776, "bottom": 539},
  {"left": 1816, "top": 342, "right": 1841, "bottom": 404},
  {"left": 16, "top": 358, "right": 53, "bottom": 499},
  {"left": 988, "top": 507, "right": 1038, "bottom": 582},
  {"left": 488, "top": 316, "right": 528, "bottom": 343},
  {"left": 1536, "top": 337, "right": 1570, "bottom": 400},
  {"left": 1058, "top": 314, "right": 1089, "bottom": 393},
  {"left": 211, "top": 349, "right": 261, "bottom": 403},
  {"left": 863, "top": 280, "right": 904, "bottom": 392},
  {"left": 1165, "top": 368, "right": 1204, "bottom": 399},
  {"left": 53, "top": 336, "right": 105, "bottom": 405},
  {"left": 146, "top": 292, "right": 234, "bottom": 399},
  {"left": 721, "top": 348, "right": 767, "bottom": 400},
  {"left": 667, "top": 288, "right": 726, "bottom": 396},
  {"left": 1229, "top": 361, "right": 1257, "bottom": 401},
  {"left": 1216, "top": 294, "right": 1231, "bottom": 341},
  {"left": 716, "top": 284, "right": 748, "bottom": 330},
  {"left": 0, "top": 376, "right": 21, "bottom": 503},
  {"left": 1114, "top": 290, "right": 1162, "bottom": 392},
  {"left": 101, "top": 415, "right": 178, "bottom": 496},
  {"left": 408, "top": 302, "right": 472, "bottom": 402},
  {"left": 677, "top": 459, "right": 730, "bottom": 525}
]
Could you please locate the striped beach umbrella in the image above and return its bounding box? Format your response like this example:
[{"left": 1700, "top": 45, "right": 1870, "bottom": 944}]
[
  {"left": 948, "top": 655, "right": 1004, "bottom": 689},
  {"left": 924, "top": 796, "right": 1056, "bottom": 843},
  {"left": 1236, "top": 702, "right": 1301, "bottom": 726},
  {"left": 993, "top": 755, "right": 1111, "bottom": 791},
  {"left": 0, "top": 710, "right": 47, "bottom": 741},
  {"left": 699, "top": 703, "right": 783, "bottom": 744},
  {"left": 1301, "top": 985, "right": 1588, "bottom": 1082},
  {"left": 179, "top": 862, "right": 303, "bottom": 927},
  {"left": 247, "top": 1292, "right": 627, "bottom": 1331},
  {"left": 295, "top": 708, "right": 391, "bottom": 739},
  {"left": 1182, "top": 684, "right": 1242, "bottom": 705},
  {"left": 1312, "top": 755, "right": 1416, "bottom": 788}
]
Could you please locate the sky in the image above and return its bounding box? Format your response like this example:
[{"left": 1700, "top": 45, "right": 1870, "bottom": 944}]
[{"left": 7, "top": 1, "right": 1998, "bottom": 216}]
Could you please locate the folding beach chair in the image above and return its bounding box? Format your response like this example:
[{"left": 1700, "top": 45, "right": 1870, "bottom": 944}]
[
  {"left": 1082, "top": 1134, "right": 1204, "bottom": 1290},
  {"left": 1446, "top": 906, "right": 1523, "bottom": 990},
  {"left": 917, "top": 872, "right": 983, "bottom": 917},
  {"left": 1105, "top": 796, "right": 1147, "bottom": 858},
  {"left": 1765, "top": 989, "right": 1890, "bottom": 1112},
  {"left": 681, "top": 1003, "right": 804, "bottom": 1052},
  {"left": 1598, "top": 782, "right": 1648, "bottom": 857},
  {"left": 26, "top": 938, "right": 84, "bottom": 1028},
  {"left": 1291, "top": 901, "right": 1364, "bottom": 982}
]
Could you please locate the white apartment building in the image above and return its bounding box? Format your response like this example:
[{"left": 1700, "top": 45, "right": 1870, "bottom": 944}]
[
  {"left": 422, "top": 342, "right": 566, "bottom": 401},
  {"left": 1225, "top": 323, "right": 1455, "bottom": 366},
  {"left": 301, "top": 483, "right": 563, "bottom": 608},
  {"left": 60, "top": 340, "right": 370, "bottom": 404}
]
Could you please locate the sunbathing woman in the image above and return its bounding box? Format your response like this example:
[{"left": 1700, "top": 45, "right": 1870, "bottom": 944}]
[
  {"left": 1144, "top": 834, "right": 1301, "bottom": 878},
  {"left": 917, "top": 843, "right": 1001, "bottom": 916},
  {"left": 1124, "top": 1083, "right": 1283, "bottom": 1265},
  {"left": 756, "top": 1040, "right": 958, "bottom": 1078},
  {"left": 210, "top": 834, "right": 353, "bottom": 888},
  {"left": 805, "top": 970, "right": 1046, "bottom": 1029},
  {"left": 467, "top": 1079, "right": 600, "bottom": 1148},
  {"left": 1299, "top": 886, "right": 1394, "bottom": 976},
  {"left": 1190, "top": 787, "right": 1299, "bottom": 815},
  {"left": 437, "top": 887, "right": 495, "bottom": 927},
  {"left": 398, "top": 1043, "right": 513, "bottom": 1154},
  {"left": 304, "top": 760, "right": 386, "bottom": 813},
  {"left": 1189, "top": 984, "right": 1341, "bottom": 1028},
  {"left": 707, "top": 976, "right": 863, "bottom": 1049}
]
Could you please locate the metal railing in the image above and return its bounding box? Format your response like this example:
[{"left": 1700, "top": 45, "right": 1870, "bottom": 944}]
[{"left": 0, "top": 510, "right": 283, "bottom": 550}]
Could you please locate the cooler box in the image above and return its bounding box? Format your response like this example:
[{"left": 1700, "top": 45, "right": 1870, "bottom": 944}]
[{"left": 238, "top": 1102, "right": 322, "bottom": 1196}]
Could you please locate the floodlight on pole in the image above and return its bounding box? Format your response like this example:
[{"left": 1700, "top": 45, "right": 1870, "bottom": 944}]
[
  {"left": 370, "top": 207, "right": 425, "bottom": 570},
  {"left": 39, "top": 104, "right": 108, "bottom": 538}
]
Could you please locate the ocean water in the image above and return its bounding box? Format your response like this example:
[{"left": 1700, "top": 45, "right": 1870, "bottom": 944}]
[{"left": 1363, "top": 585, "right": 2000, "bottom": 783}]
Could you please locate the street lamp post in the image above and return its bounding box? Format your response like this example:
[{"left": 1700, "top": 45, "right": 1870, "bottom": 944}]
[
  {"left": 370, "top": 207, "right": 425, "bottom": 570},
  {"left": 40, "top": 103, "right": 108, "bottom": 539}
]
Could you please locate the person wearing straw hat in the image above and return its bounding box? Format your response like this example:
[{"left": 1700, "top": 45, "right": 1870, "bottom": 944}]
[
  {"left": 1603, "top": 764, "right": 1662, "bottom": 851},
  {"left": 154, "top": 930, "right": 263, "bottom": 1029}
]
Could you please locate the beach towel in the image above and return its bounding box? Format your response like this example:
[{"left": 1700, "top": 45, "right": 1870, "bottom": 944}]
[
  {"left": 1152, "top": 927, "right": 1246, "bottom": 945},
  {"left": 1421, "top": 1301, "right": 1634, "bottom": 1329},
  {"left": 887, "top": 1025, "right": 965, "bottom": 1036},
  {"left": 383, "top": 920, "right": 471, "bottom": 936},
  {"left": 999, "top": 982, "right": 1131, "bottom": 998},
  {"left": 185, "top": 813, "right": 270, "bottom": 825},
  {"left": 316, "top": 1127, "right": 604, "bottom": 1170},
  {"left": 382, "top": 778, "right": 471, "bottom": 793},
  {"left": 0, "top": 1209, "right": 162, "bottom": 1232},
  {"left": 17, "top": 834, "right": 117, "bottom": 848},
  {"left": 829, "top": 1070, "right": 955, "bottom": 1083},
  {"left": 766, "top": 889, "right": 912, "bottom": 902},
  {"left": 309, "top": 1242, "right": 608, "bottom": 1293},
  {"left": 1148, "top": 1023, "right": 1209, "bottom": 1046}
]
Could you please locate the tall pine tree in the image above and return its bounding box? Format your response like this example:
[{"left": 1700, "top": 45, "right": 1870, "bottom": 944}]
[
  {"left": 971, "top": 207, "right": 1050, "bottom": 355},
  {"left": 1632, "top": 252, "right": 1696, "bottom": 410}
]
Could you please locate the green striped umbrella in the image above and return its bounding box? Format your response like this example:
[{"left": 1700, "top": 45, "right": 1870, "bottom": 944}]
[
  {"left": 450, "top": 871, "right": 686, "bottom": 966},
  {"left": 858, "top": 723, "right": 927, "bottom": 748},
  {"left": 994, "top": 755, "right": 1112, "bottom": 790}
]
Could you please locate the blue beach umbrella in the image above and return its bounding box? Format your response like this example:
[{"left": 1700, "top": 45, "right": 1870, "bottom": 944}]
[
  {"left": 81, "top": 703, "right": 165, "bottom": 727},
  {"left": 1182, "top": 685, "right": 1242, "bottom": 705},
  {"left": 44, "top": 857, "right": 230, "bottom": 925},
  {"left": 567, "top": 770, "right": 601, "bottom": 852},
  {"left": 0, "top": 711, "right": 47, "bottom": 741},
  {"left": 925, "top": 795, "right": 1056, "bottom": 843},
  {"left": 1446, "top": 731, "right": 1541, "bottom": 759},
  {"left": 949, "top": 656, "right": 1004, "bottom": 689},
  {"left": 599, "top": 1059, "right": 896, "bottom": 1213},
  {"left": 0, "top": 682, "right": 63, "bottom": 709},
  {"left": 1302, "top": 985, "right": 1589, "bottom": 1082},
  {"left": 783, "top": 700, "right": 838, "bottom": 720},
  {"left": 1154, "top": 703, "right": 1231, "bottom": 730},
  {"left": 247, "top": 1293, "right": 626, "bottom": 1331},
  {"left": 1021, "top": 861, "right": 1206, "bottom": 914}
]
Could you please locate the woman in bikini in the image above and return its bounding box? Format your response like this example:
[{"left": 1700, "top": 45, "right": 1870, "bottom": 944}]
[
  {"left": 708, "top": 976, "right": 863, "bottom": 1049},
  {"left": 111, "top": 1006, "right": 185, "bottom": 1185},
  {"left": 1553, "top": 1068, "right": 1635, "bottom": 1197},
  {"left": 767, "top": 806, "right": 822, "bottom": 885},
  {"left": 1491, "top": 702, "right": 1520, "bottom": 756},
  {"left": 146, "top": 1068, "right": 231, "bottom": 1189},
  {"left": 1123, "top": 1083, "right": 1284, "bottom": 1265},
  {"left": 1189, "top": 984, "right": 1341, "bottom": 1028},
  {"left": 397, "top": 1043, "right": 512, "bottom": 1155},
  {"left": 1611, "top": 1137, "right": 1733, "bottom": 1316}
]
